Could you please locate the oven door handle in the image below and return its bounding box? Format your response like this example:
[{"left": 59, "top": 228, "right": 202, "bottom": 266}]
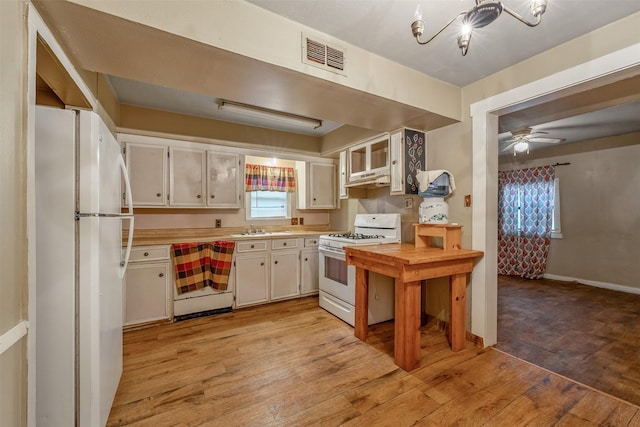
[{"left": 319, "top": 246, "right": 345, "bottom": 259}]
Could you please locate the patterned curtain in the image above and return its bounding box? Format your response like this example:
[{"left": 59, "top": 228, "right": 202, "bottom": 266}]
[
  {"left": 245, "top": 164, "right": 297, "bottom": 192},
  {"left": 498, "top": 165, "right": 555, "bottom": 279}
]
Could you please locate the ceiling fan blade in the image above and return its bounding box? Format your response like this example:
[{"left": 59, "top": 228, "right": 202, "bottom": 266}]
[
  {"left": 529, "top": 137, "right": 566, "bottom": 144},
  {"left": 527, "top": 131, "right": 548, "bottom": 138}
]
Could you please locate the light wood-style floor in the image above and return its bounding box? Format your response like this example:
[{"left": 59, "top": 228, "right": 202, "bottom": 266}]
[
  {"left": 497, "top": 275, "right": 640, "bottom": 407},
  {"left": 108, "top": 296, "right": 639, "bottom": 426}
]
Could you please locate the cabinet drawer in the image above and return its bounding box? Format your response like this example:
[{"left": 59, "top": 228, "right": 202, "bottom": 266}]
[
  {"left": 236, "top": 240, "right": 268, "bottom": 252},
  {"left": 304, "top": 237, "right": 319, "bottom": 247},
  {"left": 129, "top": 246, "right": 170, "bottom": 262},
  {"left": 271, "top": 238, "right": 299, "bottom": 250}
]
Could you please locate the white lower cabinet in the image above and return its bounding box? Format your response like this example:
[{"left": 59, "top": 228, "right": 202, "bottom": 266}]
[
  {"left": 234, "top": 236, "right": 319, "bottom": 308},
  {"left": 124, "top": 246, "right": 172, "bottom": 327},
  {"left": 234, "top": 241, "right": 269, "bottom": 308},
  {"left": 271, "top": 250, "right": 300, "bottom": 300},
  {"left": 270, "top": 238, "right": 301, "bottom": 301},
  {"left": 301, "top": 237, "right": 319, "bottom": 295},
  {"left": 300, "top": 248, "right": 319, "bottom": 295}
]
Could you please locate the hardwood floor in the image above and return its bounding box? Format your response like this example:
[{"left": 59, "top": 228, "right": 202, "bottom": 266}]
[
  {"left": 497, "top": 275, "right": 640, "bottom": 407},
  {"left": 108, "top": 296, "right": 639, "bottom": 426}
]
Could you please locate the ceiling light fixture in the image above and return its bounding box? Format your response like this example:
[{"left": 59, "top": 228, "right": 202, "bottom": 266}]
[
  {"left": 411, "top": 0, "right": 547, "bottom": 56},
  {"left": 513, "top": 141, "right": 530, "bottom": 155},
  {"left": 218, "top": 99, "right": 322, "bottom": 130}
]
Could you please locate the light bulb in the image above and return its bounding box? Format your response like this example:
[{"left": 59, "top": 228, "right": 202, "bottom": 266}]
[
  {"left": 414, "top": 4, "right": 423, "bottom": 22},
  {"left": 531, "top": 0, "right": 547, "bottom": 17}
]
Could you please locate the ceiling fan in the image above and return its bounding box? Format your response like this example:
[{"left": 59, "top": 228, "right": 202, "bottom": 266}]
[{"left": 501, "top": 127, "right": 566, "bottom": 155}]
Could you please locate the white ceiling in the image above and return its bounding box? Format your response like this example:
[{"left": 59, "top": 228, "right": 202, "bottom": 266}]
[
  {"left": 37, "top": 0, "right": 640, "bottom": 149},
  {"left": 240, "top": 0, "right": 640, "bottom": 153},
  {"left": 245, "top": 0, "right": 640, "bottom": 86}
]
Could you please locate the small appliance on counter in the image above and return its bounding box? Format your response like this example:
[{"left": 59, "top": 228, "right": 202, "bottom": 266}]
[{"left": 416, "top": 170, "right": 456, "bottom": 224}]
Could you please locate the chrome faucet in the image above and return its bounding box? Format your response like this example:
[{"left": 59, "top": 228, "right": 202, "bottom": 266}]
[{"left": 249, "top": 224, "right": 257, "bottom": 234}]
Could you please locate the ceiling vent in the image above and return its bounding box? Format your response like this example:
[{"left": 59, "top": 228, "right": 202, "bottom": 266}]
[{"left": 302, "top": 33, "right": 346, "bottom": 75}]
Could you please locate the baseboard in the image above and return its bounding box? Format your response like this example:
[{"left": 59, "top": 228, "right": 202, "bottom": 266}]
[{"left": 543, "top": 273, "right": 640, "bottom": 295}]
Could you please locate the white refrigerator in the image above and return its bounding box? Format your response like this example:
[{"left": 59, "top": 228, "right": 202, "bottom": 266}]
[{"left": 35, "top": 106, "right": 134, "bottom": 426}]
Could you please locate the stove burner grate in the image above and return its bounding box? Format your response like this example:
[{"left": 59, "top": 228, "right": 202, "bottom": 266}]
[{"left": 327, "top": 232, "right": 385, "bottom": 240}]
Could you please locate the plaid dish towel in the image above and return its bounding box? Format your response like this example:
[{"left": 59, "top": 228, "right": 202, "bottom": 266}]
[{"left": 171, "top": 241, "right": 235, "bottom": 295}]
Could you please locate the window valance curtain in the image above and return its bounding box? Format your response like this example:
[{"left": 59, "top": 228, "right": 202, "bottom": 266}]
[
  {"left": 245, "top": 164, "right": 296, "bottom": 192},
  {"left": 498, "top": 165, "right": 555, "bottom": 279}
]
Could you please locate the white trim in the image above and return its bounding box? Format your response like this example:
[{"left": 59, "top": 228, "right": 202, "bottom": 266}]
[
  {"left": 470, "top": 44, "right": 640, "bottom": 117},
  {"left": 470, "top": 42, "right": 640, "bottom": 347},
  {"left": 544, "top": 274, "right": 640, "bottom": 295},
  {"left": 0, "top": 321, "right": 29, "bottom": 355}
]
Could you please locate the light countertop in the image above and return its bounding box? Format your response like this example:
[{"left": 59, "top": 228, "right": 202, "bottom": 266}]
[{"left": 124, "top": 226, "right": 345, "bottom": 246}]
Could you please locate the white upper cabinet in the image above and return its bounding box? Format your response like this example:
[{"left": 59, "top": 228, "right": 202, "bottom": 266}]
[
  {"left": 389, "top": 128, "right": 426, "bottom": 196},
  {"left": 124, "top": 142, "right": 168, "bottom": 207},
  {"left": 347, "top": 133, "right": 390, "bottom": 183},
  {"left": 339, "top": 150, "right": 348, "bottom": 200},
  {"left": 169, "top": 147, "right": 206, "bottom": 207},
  {"left": 207, "top": 152, "right": 242, "bottom": 208},
  {"left": 309, "top": 163, "right": 337, "bottom": 209},
  {"left": 390, "top": 130, "right": 404, "bottom": 194},
  {"left": 297, "top": 161, "right": 337, "bottom": 209}
]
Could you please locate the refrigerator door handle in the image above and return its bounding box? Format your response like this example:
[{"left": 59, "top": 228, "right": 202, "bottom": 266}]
[{"left": 119, "top": 152, "right": 135, "bottom": 276}]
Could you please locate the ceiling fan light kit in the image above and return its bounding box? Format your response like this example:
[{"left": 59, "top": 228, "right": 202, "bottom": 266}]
[
  {"left": 411, "top": 0, "right": 548, "bottom": 56},
  {"left": 513, "top": 141, "right": 530, "bottom": 155}
]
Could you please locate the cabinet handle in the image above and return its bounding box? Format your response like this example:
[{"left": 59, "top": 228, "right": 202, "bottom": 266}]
[
  {"left": 210, "top": 194, "right": 215, "bottom": 199},
  {"left": 304, "top": 258, "right": 308, "bottom": 261},
  {"left": 260, "top": 262, "right": 264, "bottom": 266},
  {"left": 274, "top": 260, "right": 278, "bottom": 264},
  {"left": 283, "top": 242, "right": 287, "bottom": 246},
  {"left": 251, "top": 244, "right": 255, "bottom": 249},
  {"left": 197, "top": 194, "right": 202, "bottom": 199},
  {"left": 143, "top": 252, "right": 149, "bottom": 256},
  {"left": 313, "top": 198, "right": 317, "bottom": 201},
  {"left": 392, "top": 160, "right": 397, "bottom": 165},
  {"left": 159, "top": 273, "right": 164, "bottom": 278},
  {"left": 156, "top": 193, "right": 161, "bottom": 197}
]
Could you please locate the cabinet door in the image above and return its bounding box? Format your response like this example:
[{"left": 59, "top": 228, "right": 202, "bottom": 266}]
[
  {"left": 169, "top": 147, "right": 206, "bottom": 207},
  {"left": 309, "top": 163, "right": 336, "bottom": 209},
  {"left": 125, "top": 143, "right": 167, "bottom": 206},
  {"left": 389, "top": 130, "right": 404, "bottom": 195},
  {"left": 271, "top": 250, "right": 300, "bottom": 300},
  {"left": 124, "top": 262, "right": 171, "bottom": 326},
  {"left": 389, "top": 129, "right": 426, "bottom": 195},
  {"left": 207, "top": 152, "right": 241, "bottom": 208},
  {"left": 300, "top": 249, "right": 319, "bottom": 295},
  {"left": 403, "top": 129, "right": 426, "bottom": 195},
  {"left": 235, "top": 254, "right": 269, "bottom": 307},
  {"left": 339, "top": 150, "right": 348, "bottom": 200}
]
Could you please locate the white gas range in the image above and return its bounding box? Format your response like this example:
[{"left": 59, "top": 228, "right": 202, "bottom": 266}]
[{"left": 318, "top": 214, "right": 401, "bottom": 326}]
